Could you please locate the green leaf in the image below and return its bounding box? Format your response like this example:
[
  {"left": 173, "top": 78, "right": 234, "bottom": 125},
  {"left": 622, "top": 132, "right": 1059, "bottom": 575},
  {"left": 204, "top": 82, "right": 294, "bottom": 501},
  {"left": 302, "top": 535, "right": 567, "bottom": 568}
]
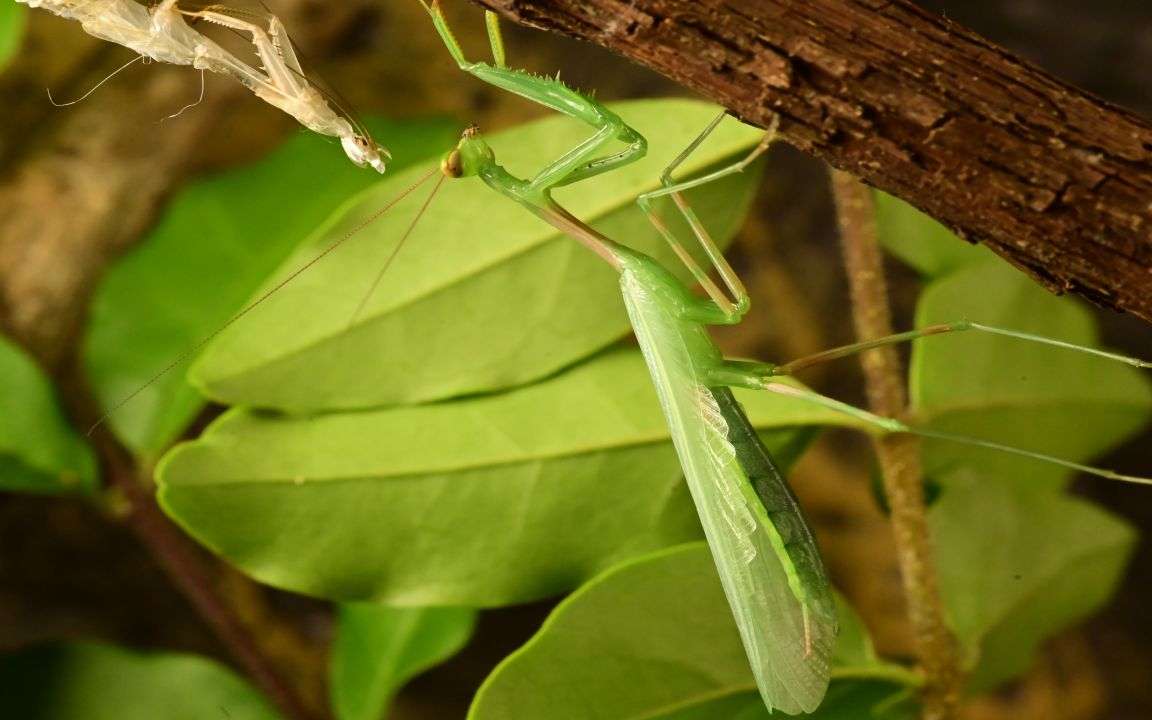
[
  {"left": 873, "top": 190, "right": 992, "bottom": 278},
  {"left": 880, "top": 198, "right": 1152, "bottom": 488},
  {"left": 0, "top": 2, "right": 24, "bottom": 71},
  {"left": 831, "top": 598, "right": 920, "bottom": 689},
  {"left": 0, "top": 334, "right": 95, "bottom": 494},
  {"left": 467, "top": 544, "right": 760, "bottom": 720},
  {"left": 159, "top": 348, "right": 858, "bottom": 604},
  {"left": 931, "top": 474, "right": 1136, "bottom": 691},
  {"left": 803, "top": 681, "right": 918, "bottom": 720},
  {"left": 83, "top": 118, "right": 457, "bottom": 457},
  {"left": 468, "top": 544, "right": 914, "bottom": 720},
  {"left": 0, "top": 642, "right": 280, "bottom": 720},
  {"left": 911, "top": 260, "right": 1152, "bottom": 489},
  {"left": 190, "top": 99, "right": 764, "bottom": 413},
  {"left": 330, "top": 604, "right": 476, "bottom": 720},
  {"left": 628, "top": 680, "right": 915, "bottom": 720}
]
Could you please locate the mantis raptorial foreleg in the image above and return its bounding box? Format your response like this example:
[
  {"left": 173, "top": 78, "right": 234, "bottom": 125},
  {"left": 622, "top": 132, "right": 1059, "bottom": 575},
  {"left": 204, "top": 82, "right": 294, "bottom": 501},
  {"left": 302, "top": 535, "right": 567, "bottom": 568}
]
[
  {"left": 422, "top": 0, "right": 646, "bottom": 191},
  {"left": 173, "top": 4, "right": 310, "bottom": 94},
  {"left": 17, "top": 0, "right": 390, "bottom": 171},
  {"left": 169, "top": 2, "right": 390, "bottom": 170}
]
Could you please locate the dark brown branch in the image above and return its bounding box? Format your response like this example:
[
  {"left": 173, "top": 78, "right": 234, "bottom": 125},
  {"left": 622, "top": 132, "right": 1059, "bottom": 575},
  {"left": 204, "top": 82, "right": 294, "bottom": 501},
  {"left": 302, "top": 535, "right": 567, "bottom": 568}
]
[{"left": 477, "top": 0, "right": 1152, "bottom": 323}]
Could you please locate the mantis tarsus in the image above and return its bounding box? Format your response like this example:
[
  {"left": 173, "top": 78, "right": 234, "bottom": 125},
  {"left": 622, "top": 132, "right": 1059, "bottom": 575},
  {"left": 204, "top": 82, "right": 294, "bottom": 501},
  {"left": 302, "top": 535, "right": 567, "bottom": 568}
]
[
  {"left": 420, "top": 1, "right": 1152, "bottom": 713},
  {"left": 17, "top": 0, "right": 390, "bottom": 171}
]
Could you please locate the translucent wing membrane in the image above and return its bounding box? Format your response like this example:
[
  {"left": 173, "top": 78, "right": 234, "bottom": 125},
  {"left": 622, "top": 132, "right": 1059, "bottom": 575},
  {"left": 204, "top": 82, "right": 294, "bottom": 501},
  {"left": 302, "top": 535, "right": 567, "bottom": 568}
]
[{"left": 620, "top": 257, "right": 835, "bottom": 714}]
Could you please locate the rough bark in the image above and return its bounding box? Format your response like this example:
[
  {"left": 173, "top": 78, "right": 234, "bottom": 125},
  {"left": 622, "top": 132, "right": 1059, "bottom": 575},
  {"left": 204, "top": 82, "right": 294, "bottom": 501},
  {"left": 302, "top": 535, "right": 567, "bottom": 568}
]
[{"left": 477, "top": 0, "right": 1152, "bottom": 323}]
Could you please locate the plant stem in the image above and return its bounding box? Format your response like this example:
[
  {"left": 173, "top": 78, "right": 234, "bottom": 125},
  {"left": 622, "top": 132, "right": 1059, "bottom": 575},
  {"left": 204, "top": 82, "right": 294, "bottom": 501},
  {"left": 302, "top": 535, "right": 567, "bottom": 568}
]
[
  {"left": 84, "top": 419, "right": 320, "bottom": 720},
  {"left": 830, "top": 170, "right": 963, "bottom": 719}
]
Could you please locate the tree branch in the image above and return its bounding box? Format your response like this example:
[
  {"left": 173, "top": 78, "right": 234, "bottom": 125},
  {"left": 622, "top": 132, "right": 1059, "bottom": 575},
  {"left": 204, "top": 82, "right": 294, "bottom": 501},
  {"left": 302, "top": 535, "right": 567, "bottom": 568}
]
[{"left": 477, "top": 0, "right": 1152, "bottom": 323}]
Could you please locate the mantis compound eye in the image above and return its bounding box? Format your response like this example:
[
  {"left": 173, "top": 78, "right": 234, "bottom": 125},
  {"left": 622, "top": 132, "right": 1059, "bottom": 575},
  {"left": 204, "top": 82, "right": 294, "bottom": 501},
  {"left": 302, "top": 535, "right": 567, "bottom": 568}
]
[{"left": 442, "top": 148, "right": 464, "bottom": 178}]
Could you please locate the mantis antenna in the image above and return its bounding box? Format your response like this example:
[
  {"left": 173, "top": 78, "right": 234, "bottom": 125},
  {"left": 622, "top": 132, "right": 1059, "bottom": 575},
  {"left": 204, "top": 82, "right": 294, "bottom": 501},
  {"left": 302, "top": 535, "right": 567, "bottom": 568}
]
[{"left": 88, "top": 164, "right": 443, "bottom": 435}]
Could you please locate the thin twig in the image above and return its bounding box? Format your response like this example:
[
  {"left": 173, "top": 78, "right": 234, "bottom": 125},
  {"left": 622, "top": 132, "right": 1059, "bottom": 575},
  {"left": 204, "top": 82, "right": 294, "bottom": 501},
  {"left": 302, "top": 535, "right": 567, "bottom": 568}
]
[
  {"left": 92, "top": 429, "right": 320, "bottom": 720},
  {"left": 63, "top": 356, "right": 319, "bottom": 720},
  {"left": 830, "top": 170, "right": 962, "bottom": 719}
]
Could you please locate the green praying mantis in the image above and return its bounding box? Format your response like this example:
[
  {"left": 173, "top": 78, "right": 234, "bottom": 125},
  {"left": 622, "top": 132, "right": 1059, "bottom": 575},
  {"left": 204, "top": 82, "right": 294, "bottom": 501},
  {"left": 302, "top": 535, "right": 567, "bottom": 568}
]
[
  {"left": 51, "top": 1, "right": 1149, "bottom": 714},
  {"left": 415, "top": 1, "right": 1152, "bottom": 714}
]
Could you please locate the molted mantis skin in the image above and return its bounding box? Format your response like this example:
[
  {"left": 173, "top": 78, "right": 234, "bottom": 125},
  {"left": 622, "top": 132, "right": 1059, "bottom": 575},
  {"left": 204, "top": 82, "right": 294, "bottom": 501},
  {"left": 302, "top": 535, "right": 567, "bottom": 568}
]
[{"left": 17, "top": 0, "right": 389, "bottom": 172}]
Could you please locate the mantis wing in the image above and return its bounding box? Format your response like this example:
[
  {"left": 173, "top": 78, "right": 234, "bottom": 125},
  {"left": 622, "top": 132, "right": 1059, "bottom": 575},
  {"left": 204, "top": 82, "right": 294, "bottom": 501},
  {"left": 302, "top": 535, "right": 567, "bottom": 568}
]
[{"left": 619, "top": 257, "right": 837, "bottom": 714}]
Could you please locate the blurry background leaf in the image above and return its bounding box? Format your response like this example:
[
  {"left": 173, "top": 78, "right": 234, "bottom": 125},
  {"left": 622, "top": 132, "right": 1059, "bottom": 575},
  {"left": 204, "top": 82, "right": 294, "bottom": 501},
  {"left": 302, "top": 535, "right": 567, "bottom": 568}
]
[
  {"left": 190, "top": 100, "right": 763, "bottom": 413},
  {"left": 831, "top": 597, "right": 920, "bottom": 688},
  {"left": 802, "top": 681, "right": 918, "bottom": 720},
  {"left": 0, "top": 642, "right": 280, "bottom": 719},
  {"left": 873, "top": 190, "right": 992, "bottom": 278},
  {"left": 0, "top": 333, "right": 95, "bottom": 494},
  {"left": 931, "top": 473, "right": 1136, "bottom": 691},
  {"left": 83, "top": 117, "right": 456, "bottom": 457},
  {"left": 872, "top": 195, "right": 1152, "bottom": 490},
  {"left": 912, "top": 260, "right": 1152, "bottom": 490},
  {"left": 331, "top": 604, "right": 477, "bottom": 720},
  {"left": 0, "top": 2, "right": 23, "bottom": 71},
  {"left": 159, "top": 348, "right": 862, "bottom": 604}
]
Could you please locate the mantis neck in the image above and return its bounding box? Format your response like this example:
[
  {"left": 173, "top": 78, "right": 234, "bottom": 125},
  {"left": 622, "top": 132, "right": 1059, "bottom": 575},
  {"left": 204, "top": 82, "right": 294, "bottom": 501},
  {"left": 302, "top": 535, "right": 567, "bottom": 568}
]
[{"left": 478, "top": 163, "right": 628, "bottom": 271}]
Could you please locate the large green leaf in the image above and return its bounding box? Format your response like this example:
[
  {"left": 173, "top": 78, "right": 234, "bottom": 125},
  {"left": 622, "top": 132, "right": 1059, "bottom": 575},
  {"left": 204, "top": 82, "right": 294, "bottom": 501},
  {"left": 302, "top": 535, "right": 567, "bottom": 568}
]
[
  {"left": 83, "top": 118, "right": 456, "bottom": 456},
  {"left": 190, "top": 99, "right": 763, "bottom": 413},
  {"left": 159, "top": 348, "right": 860, "bottom": 604},
  {"left": 0, "top": 334, "right": 95, "bottom": 494},
  {"left": 873, "top": 194, "right": 1151, "bottom": 488},
  {"left": 0, "top": 2, "right": 24, "bottom": 71},
  {"left": 330, "top": 604, "right": 476, "bottom": 720},
  {"left": 0, "top": 642, "right": 280, "bottom": 720},
  {"left": 468, "top": 544, "right": 915, "bottom": 720},
  {"left": 931, "top": 473, "right": 1136, "bottom": 691},
  {"left": 911, "top": 260, "right": 1152, "bottom": 489},
  {"left": 830, "top": 597, "right": 919, "bottom": 689}
]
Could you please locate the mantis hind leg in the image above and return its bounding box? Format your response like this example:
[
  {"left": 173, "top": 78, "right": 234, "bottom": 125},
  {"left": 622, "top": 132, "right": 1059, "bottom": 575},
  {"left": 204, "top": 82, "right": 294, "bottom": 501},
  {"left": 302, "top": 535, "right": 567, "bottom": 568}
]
[
  {"left": 637, "top": 113, "right": 780, "bottom": 322},
  {"left": 710, "top": 365, "right": 1152, "bottom": 486},
  {"left": 761, "top": 320, "right": 1152, "bottom": 377}
]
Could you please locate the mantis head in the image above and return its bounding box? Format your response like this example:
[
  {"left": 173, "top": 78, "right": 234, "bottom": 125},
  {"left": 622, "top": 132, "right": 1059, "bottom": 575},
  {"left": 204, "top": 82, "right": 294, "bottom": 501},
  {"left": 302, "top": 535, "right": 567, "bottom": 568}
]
[{"left": 441, "top": 124, "right": 494, "bottom": 179}]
